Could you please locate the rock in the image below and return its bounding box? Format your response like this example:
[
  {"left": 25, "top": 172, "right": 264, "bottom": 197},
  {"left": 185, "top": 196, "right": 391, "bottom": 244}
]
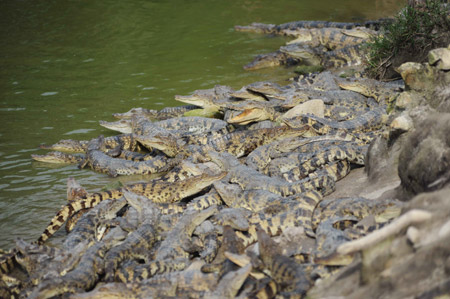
[
  {"left": 428, "top": 47, "right": 450, "bottom": 70},
  {"left": 397, "top": 113, "right": 450, "bottom": 196},
  {"left": 395, "top": 91, "right": 422, "bottom": 110},
  {"left": 396, "top": 62, "right": 437, "bottom": 91},
  {"left": 281, "top": 99, "right": 325, "bottom": 119},
  {"left": 390, "top": 114, "right": 413, "bottom": 132}
]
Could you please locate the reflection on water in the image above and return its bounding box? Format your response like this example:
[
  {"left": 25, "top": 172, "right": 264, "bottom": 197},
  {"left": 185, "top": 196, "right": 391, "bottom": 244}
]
[{"left": 0, "top": 0, "right": 405, "bottom": 248}]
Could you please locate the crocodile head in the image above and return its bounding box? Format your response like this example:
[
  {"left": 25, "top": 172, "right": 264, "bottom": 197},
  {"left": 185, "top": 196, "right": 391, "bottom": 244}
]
[
  {"left": 31, "top": 151, "right": 82, "bottom": 164},
  {"left": 213, "top": 181, "right": 242, "bottom": 207},
  {"left": 286, "top": 28, "right": 313, "bottom": 44},
  {"left": 245, "top": 81, "right": 285, "bottom": 96},
  {"left": 134, "top": 132, "right": 184, "bottom": 157},
  {"left": 227, "top": 107, "right": 274, "bottom": 124},
  {"left": 244, "top": 51, "right": 290, "bottom": 70},
  {"left": 99, "top": 119, "right": 132, "bottom": 134},
  {"left": 113, "top": 107, "right": 158, "bottom": 120},
  {"left": 280, "top": 44, "right": 322, "bottom": 66},
  {"left": 175, "top": 85, "right": 233, "bottom": 110}
]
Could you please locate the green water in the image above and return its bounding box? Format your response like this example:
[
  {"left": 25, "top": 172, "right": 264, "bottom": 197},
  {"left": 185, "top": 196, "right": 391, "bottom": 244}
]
[{"left": 0, "top": 0, "right": 405, "bottom": 248}]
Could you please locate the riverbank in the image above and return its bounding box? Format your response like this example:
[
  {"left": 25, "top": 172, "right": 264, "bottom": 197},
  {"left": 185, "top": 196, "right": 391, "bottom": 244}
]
[{"left": 2, "top": 3, "right": 450, "bottom": 298}]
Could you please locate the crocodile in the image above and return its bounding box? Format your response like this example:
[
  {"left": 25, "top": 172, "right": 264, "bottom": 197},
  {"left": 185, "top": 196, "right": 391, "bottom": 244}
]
[
  {"left": 82, "top": 136, "right": 179, "bottom": 177},
  {"left": 201, "top": 225, "right": 245, "bottom": 279},
  {"left": 227, "top": 100, "right": 367, "bottom": 124},
  {"left": 63, "top": 197, "right": 127, "bottom": 250},
  {"left": 311, "top": 197, "right": 402, "bottom": 232},
  {"left": 214, "top": 180, "right": 322, "bottom": 215},
  {"left": 281, "top": 43, "right": 366, "bottom": 68},
  {"left": 155, "top": 205, "right": 217, "bottom": 260},
  {"left": 234, "top": 19, "right": 390, "bottom": 34},
  {"left": 39, "top": 133, "right": 138, "bottom": 153},
  {"left": 283, "top": 106, "right": 385, "bottom": 134},
  {"left": 186, "top": 188, "right": 223, "bottom": 211},
  {"left": 209, "top": 151, "right": 335, "bottom": 197},
  {"left": 37, "top": 171, "right": 226, "bottom": 244},
  {"left": 233, "top": 191, "right": 324, "bottom": 247},
  {"left": 286, "top": 27, "right": 377, "bottom": 50},
  {"left": 136, "top": 125, "right": 308, "bottom": 159},
  {"left": 336, "top": 76, "right": 403, "bottom": 103},
  {"left": 267, "top": 142, "right": 367, "bottom": 180},
  {"left": 30, "top": 240, "right": 115, "bottom": 299},
  {"left": 256, "top": 227, "right": 311, "bottom": 296},
  {"left": 104, "top": 191, "right": 160, "bottom": 282},
  {"left": 121, "top": 115, "right": 231, "bottom": 137},
  {"left": 112, "top": 105, "right": 200, "bottom": 120},
  {"left": 115, "top": 258, "right": 189, "bottom": 282},
  {"left": 31, "top": 151, "right": 84, "bottom": 164},
  {"left": 245, "top": 132, "right": 362, "bottom": 172},
  {"left": 174, "top": 85, "right": 235, "bottom": 110},
  {"left": 204, "top": 263, "right": 251, "bottom": 298},
  {"left": 243, "top": 50, "right": 300, "bottom": 70}
]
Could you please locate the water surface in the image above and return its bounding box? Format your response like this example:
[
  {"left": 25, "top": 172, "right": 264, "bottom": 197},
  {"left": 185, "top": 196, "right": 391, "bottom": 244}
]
[{"left": 0, "top": 0, "right": 405, "bottom": 248}]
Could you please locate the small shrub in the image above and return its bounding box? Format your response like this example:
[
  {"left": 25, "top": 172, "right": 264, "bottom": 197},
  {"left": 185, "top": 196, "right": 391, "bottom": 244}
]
[{"left": 366, "top": 0, "right": 450, "bottom": 79}]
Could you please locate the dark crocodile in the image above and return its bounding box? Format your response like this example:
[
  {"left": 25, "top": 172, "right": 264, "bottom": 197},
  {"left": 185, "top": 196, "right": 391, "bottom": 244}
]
[{"left": 37, "top": 171, "right": 226, "bottom": 244}]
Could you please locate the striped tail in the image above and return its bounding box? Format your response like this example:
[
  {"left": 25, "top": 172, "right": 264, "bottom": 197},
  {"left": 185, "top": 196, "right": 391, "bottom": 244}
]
[{"left": 37, "top": 189, "right": 124, "bottom": 244}]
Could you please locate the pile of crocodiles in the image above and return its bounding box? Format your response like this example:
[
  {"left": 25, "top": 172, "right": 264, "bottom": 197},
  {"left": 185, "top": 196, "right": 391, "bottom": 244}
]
[{"left": 1, "top": 18, "right": 408, "bottom": 298}]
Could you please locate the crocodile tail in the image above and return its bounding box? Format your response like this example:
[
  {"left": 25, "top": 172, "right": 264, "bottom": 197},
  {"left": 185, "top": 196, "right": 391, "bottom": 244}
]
[{"left": 37, "top": 190, "right": 123, "bottom": 244}]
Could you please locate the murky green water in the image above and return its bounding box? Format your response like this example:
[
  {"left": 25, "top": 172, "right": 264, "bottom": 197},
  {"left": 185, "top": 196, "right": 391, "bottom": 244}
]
[{"left": 0, "top": 0, "right": 405, "bottom": 248}]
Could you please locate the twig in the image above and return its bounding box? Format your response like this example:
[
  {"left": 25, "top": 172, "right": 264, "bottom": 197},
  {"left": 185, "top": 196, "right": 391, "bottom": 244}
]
[{"left": 337, "top": 209, "right": 432, "bottom": 255}]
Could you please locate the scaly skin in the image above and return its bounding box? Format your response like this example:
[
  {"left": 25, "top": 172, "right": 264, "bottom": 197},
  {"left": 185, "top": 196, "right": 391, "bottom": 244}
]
[
  {"left": 283, "top": 107, "right": 385, "bottom": 134},
  {"left": 138, "top": 125, "right": 308, "bottom": 159},
  {"left": 104, "top": 192, "right": 160, "bottom": 282},
  {"left": 84, "top": 136, "right": 179, "bottom": 177},
  {"left": 37, "top": 171, "right": 226, "bottom": 244},
  {"left": 115, "top": 258, "right": 189, "bottom": 282},
  {"left": 245, "top": 132, "right": 360, "bottom": 172},
  {"left": 63, "top": 198, "right": 127, "bottom": 250},
  {"left": 31, "top": 241, "right": 112, "bottom": 299},
  {"left": 174, "top": 85, "right": 234, "bottom": 110},
  {"left": 39, "top": 134, "right": 137, "bottom": 153},
  {"left": 256, "top": 228, "right": 311, "bottom": 296},
  {"left": 234, "top": 190, "right": 323, "bottom": 247},
  {"left": 336, "top": 77, "right": 402, "bottom": 103},
  {"left": 267, "top": 142, "right": 366, "bottom": 180},
  {"left": 209, "top": 151, "right": 335, "bottom": 197},
  {"left": 286, "top": 27, "right": 376, "bottom": 50},
  {"left": 31, "top": 151, "right": 84, "bottom": 164},
  {"left": 155, "top": 206, "right": 218, "bottom": 260},
  {"left": 113, "top": 105, "right": 199, "bottom": 120},
  {"left": 234, "top": 19, "right": 389, "bottom": 34}
]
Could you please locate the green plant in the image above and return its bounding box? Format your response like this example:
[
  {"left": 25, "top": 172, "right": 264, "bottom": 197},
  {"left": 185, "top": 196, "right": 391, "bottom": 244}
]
[{"left": 365, "top": 0, "right": 450, "bottom": 79}]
